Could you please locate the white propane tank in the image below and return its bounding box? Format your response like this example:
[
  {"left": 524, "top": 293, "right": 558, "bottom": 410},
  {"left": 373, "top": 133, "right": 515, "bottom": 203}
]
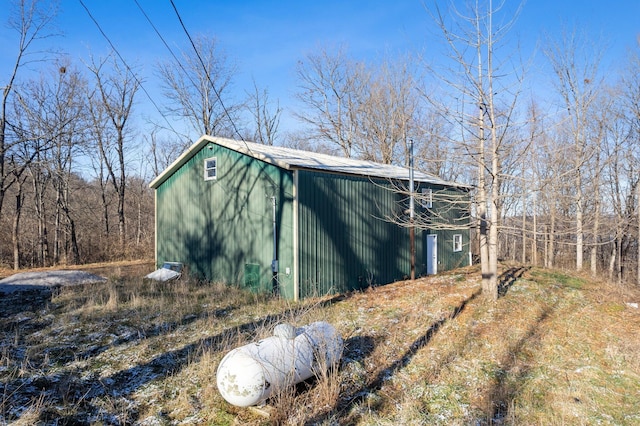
[{"left": 216, "top": 321, "right": 343, "bottom": 407}]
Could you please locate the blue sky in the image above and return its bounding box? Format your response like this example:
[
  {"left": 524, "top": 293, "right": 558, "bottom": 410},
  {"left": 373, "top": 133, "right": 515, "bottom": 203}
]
[{"left": 1, "top": 0, "right": 639, "bottom": 137}]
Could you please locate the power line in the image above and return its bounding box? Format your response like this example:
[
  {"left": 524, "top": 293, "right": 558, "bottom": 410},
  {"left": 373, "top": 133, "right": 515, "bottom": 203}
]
[
  {"left": 149, "top": 1, "right": 280, "bottom": 286},
  {"left": 168, "top": 0, "right": 246, "bottom": 142},
  {"left": 78, "top": 0, "right": 181, "bottom": 137},
  {"left": 167, "top": 1, "right": 280, "bottom": 195},
  {"left": 133, "top": 0, "right": 190, "bottom": 83},
  {"left": 133, "top": 0, "right": 207, "bottom": 133}
]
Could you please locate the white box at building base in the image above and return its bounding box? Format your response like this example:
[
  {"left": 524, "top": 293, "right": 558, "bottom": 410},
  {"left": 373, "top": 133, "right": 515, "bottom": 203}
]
[{"left": 216, "top": 321, "right": 343, "bottom": 407}]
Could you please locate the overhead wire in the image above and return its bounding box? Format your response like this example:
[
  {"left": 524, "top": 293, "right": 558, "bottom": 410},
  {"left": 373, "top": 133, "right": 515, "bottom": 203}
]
[
  {"left": 80, "top": 0, "right": 280, "bottom": 216},
  {"left": 167, "top": 0, "right": 282, "bottom": 234},
  {"left": 166, "top": 0, "right": 280, "bottom": 193},
  {"left": 78, "top": 0, "right": 182, "bottom": 137},
  {"left": 133, "top": 0, "right": 201, "bottom": 97},
  {"left": 83, "top": 0, "right": 269, "bottom": 170},
  {"left": 168, "top": 1, "right": 283, "bottom": 291},
  {"left": 168, "top": 0, "right": 246, "bottom": 143}
]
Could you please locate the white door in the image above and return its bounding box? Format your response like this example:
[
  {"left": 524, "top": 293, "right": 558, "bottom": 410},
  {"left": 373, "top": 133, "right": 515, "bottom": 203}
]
[{"left": 426, "top": 234, "right": 437, "bottom": 275}]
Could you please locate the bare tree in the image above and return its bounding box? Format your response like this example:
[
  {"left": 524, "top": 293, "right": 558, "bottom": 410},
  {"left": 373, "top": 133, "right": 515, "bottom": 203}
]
[
  {"left": 621, "top": 45, "right": 640, "bottom": 286},
  {"left": 295, "top": 48, "right": 428, "bottom": 167},
  {"left": 431, "top": 0, "right": 524, "bottom": 301},
  {"left": 85, "top": 91, "right": 113, "bottom": 240},
  {"left": 88, "top": 54, "right": 140, "bottom": 256},
  {"left": 12, "top": 75, "right": 53, "bottom": 267},
  {"left": 0, "top": 0, "right": 57, "bottom": 224},
  {"left": 10, "top": 161, "right": 27, "bottom": 269},
  {"left": 28, "top": 142, "right": 51, "bottom": 266},
  {"left": 414, "top": 108, "right": 462, "bottom": 182},
  {"left": 295, "top": 46, "right": 367, "bottom": 157},
  {"left": 146, "top": 129, "right": 182, "bottom": 177},
  {"left": 50, "top": 66, "right": 86, "bottom": 265},
  {"left": 519, "top": 99, "right": 544, "bottom": 265},
  {"left": 585, "top": 88, "right": 616, "bottom": 277},
  {"left": 544, "top": 28, "right": 604, "bottom": 272},
  {"left": 539, "top": 127, "right": 577, "bottom": 269},
  {"left": 14, "top": 62, "right": 87, "bottom": 265},
  {"left": 157, "top": 35, "right": 240, "bottom": 140},
  {"left": 355, "top": 57, "right": 423, "bottom": 165},
  {"left": 598, "top": 86, "right": 637, "bottom": 284},
  {"left": 247, "top": 80, "right": 281, "bottom": 145}
]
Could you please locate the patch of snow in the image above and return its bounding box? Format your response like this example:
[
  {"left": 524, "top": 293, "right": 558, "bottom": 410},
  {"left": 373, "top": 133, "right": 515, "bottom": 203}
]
[{"left": 0, "top": 270, "right": 106, "bottom": 293}]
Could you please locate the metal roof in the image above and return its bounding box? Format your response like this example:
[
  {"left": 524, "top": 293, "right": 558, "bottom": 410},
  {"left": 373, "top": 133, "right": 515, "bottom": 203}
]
[{"left": 150, "top": 135, "right": 470, "bottom": 189}]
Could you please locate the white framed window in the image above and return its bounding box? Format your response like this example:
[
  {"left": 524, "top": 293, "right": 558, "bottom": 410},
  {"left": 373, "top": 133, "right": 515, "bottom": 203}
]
[
  {"left": 453, "top": 234, "right": 463, "bottom": 252},
  {"left": 421, "top": 188, "right": 433, "bottom": 209},
  {"left": 204, "top": 157, "right": 217, "bottom": 181}
]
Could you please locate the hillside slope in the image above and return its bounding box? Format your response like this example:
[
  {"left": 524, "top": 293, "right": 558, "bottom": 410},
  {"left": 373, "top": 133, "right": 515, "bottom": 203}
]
[{"left": 1, "top": 264, "right": 639, "bottom": 425}]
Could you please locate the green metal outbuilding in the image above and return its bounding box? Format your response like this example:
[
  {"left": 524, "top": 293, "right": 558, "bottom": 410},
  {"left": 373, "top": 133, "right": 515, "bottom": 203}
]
[{"left": 149, "top": 135, "right": 471, "bottom": 300}]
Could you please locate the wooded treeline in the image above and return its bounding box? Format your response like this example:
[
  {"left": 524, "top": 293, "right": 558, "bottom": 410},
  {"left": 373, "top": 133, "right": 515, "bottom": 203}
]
[{"left": 1, "top": 1, "right": 639, "bottom": 292}]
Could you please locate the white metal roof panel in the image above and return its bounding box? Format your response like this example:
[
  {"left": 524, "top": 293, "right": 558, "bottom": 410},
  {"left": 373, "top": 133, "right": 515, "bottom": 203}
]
[{"left": 150, "top": 135, "right": 469, "bottom": 189}]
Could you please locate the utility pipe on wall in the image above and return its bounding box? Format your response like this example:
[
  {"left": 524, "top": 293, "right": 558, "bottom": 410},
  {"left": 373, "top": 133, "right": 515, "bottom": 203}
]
[
  {"left": 409, "top": 139, "right": 415, "bottom": 280},
  {"left": 271, "top": 195, "right": 278, "bottom": 294}
]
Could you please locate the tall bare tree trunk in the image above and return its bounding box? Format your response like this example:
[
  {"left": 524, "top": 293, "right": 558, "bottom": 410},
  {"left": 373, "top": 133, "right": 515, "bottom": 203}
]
[
  {"left": 477, "top": 107, "right": 491, "bottom": 298},
  {"left": 521, "top": 193, "right": 527, "bottom": 264},
  {"left": 32, "top": 167, "right": 50, "bottom": 266},
  {"left": 88, "top": 54, "right": 139, "bottom": 257},
  {"left": 475, "top": 4, "right": 494, "bottom": 300},
  {"left": 116, "top": 136, "right": 126, "bottom": 253},
  {"left": 548, "top": 214, "right": 556, "bottom": 268},
  {"left": 576, "top": 170, "right": 584, "bottom": 271},
  {"left": 12, "top": 180, "right": 25, "bottom": 270},
  {"left": 545, "top": 29, "right": 602, "bottom": 273},
  {"left": 608, "top": 239, "right": 617, "bottom": 282},
  {"left": 62, "top": 178, "right": 80, "bottom": 265},
  {"left": 136, "top": 198, "right": 142, "bottom": 247},
  {"left": 532, "top": 195, "right": 538, "bottom": 266},
  {"left": 432, "top": 0, "right": 523, "bottom": 301},
  {"left": 54, "top": 189, "right": 61, "bottom": 265},
  {"left": 590, "top": 184, "right": 601, "bottom": 277},
  {"left": 617, "top": 230, "right": 623, "bottom": 285},
  {"left": 544, "top": 225, "right": 548, "bottom": 268},
  {"left": 489, "top": 139, "right": 500, "bottom": 299}
]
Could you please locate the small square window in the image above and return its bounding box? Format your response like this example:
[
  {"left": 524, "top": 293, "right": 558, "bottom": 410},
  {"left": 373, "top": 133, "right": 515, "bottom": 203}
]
[
  {"left": 453, "top": 234, "right": 463, "bottom": 252},
  {"left": 421, "top": 188, "right": 433, "bottom": 209},
  {"left": 204, "top": 157, "right": 217, "bottom": 181}
]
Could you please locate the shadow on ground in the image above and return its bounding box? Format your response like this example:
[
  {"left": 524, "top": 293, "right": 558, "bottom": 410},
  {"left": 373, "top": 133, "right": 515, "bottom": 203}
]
[
  {"left": 307, "top": 288, "right": 481, "bottom": 424},
  {"left": 1, "top": 290, "right": 352, "bottom": 424},
  {"left": 498, "top": 266, "right": 529, "bottom": 297}
]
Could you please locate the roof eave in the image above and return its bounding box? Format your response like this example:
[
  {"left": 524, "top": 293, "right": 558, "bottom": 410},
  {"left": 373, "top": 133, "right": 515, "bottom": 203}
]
[
  {"left": 149, "top": 135, "right": 472, "bottom": 191},
  {"left": 149, "top": 135, "right": 211, "bottom": 189},
  {"left": 288, "top": 164, "right": 472, "bottom": 189},
  {"left": 149, "top": 135, "right": 294, "bottom": 189}
]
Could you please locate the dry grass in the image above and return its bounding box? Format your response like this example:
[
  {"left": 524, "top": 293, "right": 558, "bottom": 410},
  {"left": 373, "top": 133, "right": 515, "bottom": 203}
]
[{"left": 1, "top": 262, "right": 640, "bottom": 425}]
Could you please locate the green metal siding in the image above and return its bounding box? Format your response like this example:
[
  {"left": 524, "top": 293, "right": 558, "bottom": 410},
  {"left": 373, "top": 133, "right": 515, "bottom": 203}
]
[
  {"left": 155, "top": 142, "right": 295, "bottom": 296},
  {"left": 297, "top": 172, "right": 470, "bottom": 298},
  {"left": 297, "top": 171, "right": 411, "bottom": 297},
  {"left": 420, "top": 185, "right": 471, "bottom": 273}
]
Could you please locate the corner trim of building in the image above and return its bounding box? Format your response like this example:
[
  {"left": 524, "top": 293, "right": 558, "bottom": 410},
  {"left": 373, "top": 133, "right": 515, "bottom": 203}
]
[
  {"left": 154, "top": 190, "right": 158, "bottom": 267},
  {"left": 293, "top": 169, "right": 299, "bottom": 301}
]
